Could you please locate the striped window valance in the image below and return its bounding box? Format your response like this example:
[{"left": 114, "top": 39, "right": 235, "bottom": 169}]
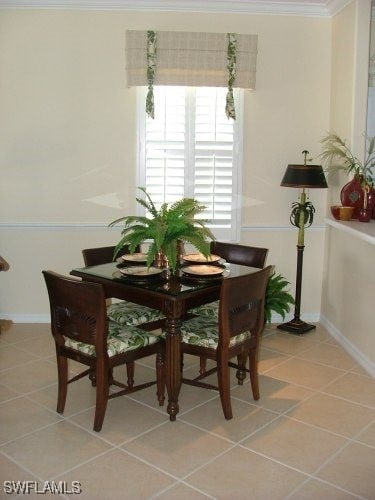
[{"left": 125, "top": 30, "right": 258, "bottom": 89}]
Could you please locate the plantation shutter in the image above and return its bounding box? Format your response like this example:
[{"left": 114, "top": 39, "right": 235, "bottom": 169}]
[
  {"left": 194, "top": 87, "right": 239, "bottom": 228},
  {"left": 140, "top": 86, "right": 186, "bottom": 206},
  {"left": 138, "top": 86, "right": 242, "bottom": 241}
]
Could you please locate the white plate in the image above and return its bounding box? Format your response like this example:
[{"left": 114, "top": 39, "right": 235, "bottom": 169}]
[
  {"left": 182, "top": 265, "right": 224, "bottom": 276},
  {"left": 121, "top": 253, "right": 148, "bottom": 263},
  {"left": 183, "top": 253, "right": 221, "bottom": 264},
  {"left": 119, "top": 266, "right": 163, "bottom": 278}
]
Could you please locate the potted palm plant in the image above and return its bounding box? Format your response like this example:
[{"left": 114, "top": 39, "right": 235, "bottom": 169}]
[
  {"left": 320, "top": 133, "right": 375, "bottom": 220},
  {"left": 109, "top": 187, "right": 215, "bottom": 271}
]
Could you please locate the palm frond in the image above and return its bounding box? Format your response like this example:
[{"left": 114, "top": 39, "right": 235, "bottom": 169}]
[
  {"left": 320, "top": 132, "right": 375, "bottom": 180},
  {"left": 367, "top": 136, "right": 375, "bottom": 156}
]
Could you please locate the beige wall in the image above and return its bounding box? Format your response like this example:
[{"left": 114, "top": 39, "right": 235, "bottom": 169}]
[
  {"left": 1, "top": 9, "right": 330, "bottom": 320},
  {"left": 321, "top": 0, "right": 374, "bottom": 373}
]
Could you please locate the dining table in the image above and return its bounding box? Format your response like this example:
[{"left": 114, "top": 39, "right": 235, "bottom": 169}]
[{"left": 70, "top": 259, "right": 259, "bottom": 421}]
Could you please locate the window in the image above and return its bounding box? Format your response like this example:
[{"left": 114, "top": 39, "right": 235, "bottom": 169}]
[{"left": 138, "top": 86, "right": 243, "bottom": 240}]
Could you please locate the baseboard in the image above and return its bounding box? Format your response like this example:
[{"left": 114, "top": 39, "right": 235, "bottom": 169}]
[
  {"left": 1, "top": 312, "right": 320, "bottom": 324},
  {"left": 271, "top": 312, "right": 320, "bottom": 324},
  {"left": 320, "top": 315, "right": 375, "bottom": 378},
  {"left": 0, "top": 314, "right": 50, "bottom": 323}
]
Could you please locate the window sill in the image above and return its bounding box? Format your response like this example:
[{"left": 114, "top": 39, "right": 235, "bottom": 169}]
[{"left": 325, "top": 216, "right": 375, "bottom": 245}]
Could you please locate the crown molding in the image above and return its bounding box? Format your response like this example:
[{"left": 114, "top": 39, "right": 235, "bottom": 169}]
[
  {"left": 326, "top": 0, "right": 356, "bottom": 16},
  {"left": 0, "top": 0, "right": 355, "bottom": 18}
]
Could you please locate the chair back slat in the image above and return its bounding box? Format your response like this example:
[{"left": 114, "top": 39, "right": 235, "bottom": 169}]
[
  {"left": 210, "top": 241, "right": 268, "bottom": 269},
  {"left": 219, "top": 266, "right": 272, "bottom": 343},
  {"left": 43, "top": 270, "right": 107, "bottom": 350}
]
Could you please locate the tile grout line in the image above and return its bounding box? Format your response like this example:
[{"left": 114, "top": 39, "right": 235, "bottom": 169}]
[
  {"left": 284, "top": 419, "right": 375, "bottom": 500},
  {"left": 150, "top": 479, "right": 217, "bottom": 499},
  {"left": 2, "top": 323, "right": 373, "bottom": 498}
]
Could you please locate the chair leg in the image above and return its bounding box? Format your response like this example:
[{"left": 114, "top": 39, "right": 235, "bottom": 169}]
[
  {"left": 248, "top": 347, "right": 260, "bottom": 400},
  {"left": 108, "top": 367, "right": 114, "bottom": 385},
  {"left": 156, "top": 351, "right": 165, "bottom": 406},
  {"left": 199, "top": 355, "right": 207, "bottom": 375},
  {"left": 126, "top": 362, "right": 134, "bottom": 390},
  {"left": 56, "top": 354, "right": 68, "bottom": 414},
  {"left": 180, "top": 352, "right": 184, "bottom": 375},
  {"left": 89, "top": 367, "right": 96, "bottom": 387},
  {"left": 235, "top": 353, "right": 247, "bottom": 386},
  {"left": 217, "top": 355, "right": 232, "bottom": 420},
  {"left": 93, "top": 360, "right": 109, "bottom": 432},
  {"left": 91, "top": 367, "right": 113, "bottom": 387}
]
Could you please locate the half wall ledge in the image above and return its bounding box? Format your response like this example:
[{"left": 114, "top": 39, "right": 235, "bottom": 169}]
[{"left": 325, "top": 217, "right": 375, "bottom": 245}]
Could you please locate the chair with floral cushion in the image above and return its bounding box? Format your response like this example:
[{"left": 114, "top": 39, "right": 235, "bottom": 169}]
[
  {"left": 82, "top": 245, "right": 165, "bottom": 389},
  {"left": 191, "top": 241, "right": 268, "bottom": 320},
  {"left": 43, "top": 270, "right": 165, "bottom": 432},
  {"left": 82, "top": 246, "right": 165, "bottom": 330},
  {"left": 190, "top": 241, "right": 269, "bottom": 375},
  {"left": 180, "top": 266, "right": 272, "bottom": 419}
]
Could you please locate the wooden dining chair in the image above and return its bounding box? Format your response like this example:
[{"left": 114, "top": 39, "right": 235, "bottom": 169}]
[
  {"left": 191, "top": 241, "right": 268, "bottom": 320},
  {"left": 82, "top": 245, "right": 165, "bottom": 331},
  {"left": 43, "top": 270, "right": 165, "bottom": 432},
  {"left": 82, "top": 245, "right": 132, "bottom": 267},
  {"left": 180, "top": 266, "right": 272, "bottom": 419},
  {"left": 190, "top": 241, "right": 269, "bottom": 375},
  {"left": 210, "top": 241, "right": 269, "bottom": 268}
]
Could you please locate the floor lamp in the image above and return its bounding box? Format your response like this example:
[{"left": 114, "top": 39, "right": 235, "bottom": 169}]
[{"left": 277, "top": 151, "right": 328, "bottom": 335}]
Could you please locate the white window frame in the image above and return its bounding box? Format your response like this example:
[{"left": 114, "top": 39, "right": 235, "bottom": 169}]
[{"left": 136, "top": 86, "right": 244, "bottom": 242}]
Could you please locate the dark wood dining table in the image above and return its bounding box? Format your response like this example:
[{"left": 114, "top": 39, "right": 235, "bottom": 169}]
[{"left": 70, "top": 261, "right": 259, "bottom": 421}]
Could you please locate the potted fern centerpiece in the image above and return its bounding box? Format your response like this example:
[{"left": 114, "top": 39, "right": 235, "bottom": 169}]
[{"left": 109, "top": 187, "right": 215, "bottom": 271}]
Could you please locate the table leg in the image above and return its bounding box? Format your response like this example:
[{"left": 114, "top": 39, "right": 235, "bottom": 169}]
[{"left": 165, "top": 317, "right": 182, "bottom": 421}]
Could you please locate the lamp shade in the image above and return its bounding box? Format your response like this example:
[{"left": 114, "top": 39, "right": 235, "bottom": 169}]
[{"left": 280, "top": 164, "right": 328, "bottom": 188}]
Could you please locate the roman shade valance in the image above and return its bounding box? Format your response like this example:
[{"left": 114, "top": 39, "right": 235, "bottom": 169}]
[{"left": 125, "top": 30, "right": 258, "bottom": 89}]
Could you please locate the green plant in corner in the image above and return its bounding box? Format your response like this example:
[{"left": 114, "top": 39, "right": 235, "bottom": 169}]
[
  {"left": 265, "top": 271, "right": 295, "bottom": 323},
  {"left": 320, "top": 133, "right": 375, "bottom": 188},
  {"left": 108, "top": 187, "right": 215, "bottom": 271}
]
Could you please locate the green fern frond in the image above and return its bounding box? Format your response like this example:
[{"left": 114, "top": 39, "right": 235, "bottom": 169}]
[
  {"left": 136, "top": 187, "right": 159, "bottom": 217},
  {"left": 265, "top": 272, "right": 294, "bottom": 323},
  {"left": 108, "top": 188, "right": 215, "bottom": 270}
]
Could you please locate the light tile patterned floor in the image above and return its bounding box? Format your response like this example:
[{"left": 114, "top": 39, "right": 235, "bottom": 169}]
[{"left": 0, "top": 322, "right": 374, "bottom": 499}]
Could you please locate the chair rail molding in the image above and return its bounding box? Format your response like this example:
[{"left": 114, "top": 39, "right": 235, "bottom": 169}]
[
  {"left": 242, "top": 224, "right": 325, "bottom": 232},
  {"left": 0, "top": 222, "right": 326, "bottom": 232},
  {"left": 0, "top": 222, "right": 117, "bottom": 231}
]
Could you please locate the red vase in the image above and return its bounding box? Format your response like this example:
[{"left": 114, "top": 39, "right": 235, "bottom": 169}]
[
  {"left": 340, "top": 177, "right": 364, "bottom": 219},
  {"left": 358, "top": 208, "right": 371, "bottom": 222},
  {"left": 367, "top": 187, "right": 375, "bottom": 220}
]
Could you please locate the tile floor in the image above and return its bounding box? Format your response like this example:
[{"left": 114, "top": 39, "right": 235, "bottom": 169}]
[{"left": 0, "top": 321, "right": 374, "bottom": 499}]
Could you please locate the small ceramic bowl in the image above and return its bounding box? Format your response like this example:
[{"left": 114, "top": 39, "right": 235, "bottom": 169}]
[{"left": 330, "top": 205, "right": 354, "bottom": 221}]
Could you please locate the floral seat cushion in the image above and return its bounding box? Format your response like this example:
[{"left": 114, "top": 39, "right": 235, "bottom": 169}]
[
  {"left": 64, "top": 321, "right": 163, "bottom": 357},
  {"left": 107, "top": 301, "right": 164, "bottom": 326},
  {"left": 190, "top": 301, "right": 219, "bottom": 320},
  {"left": 179, "top": 316, "right": 250, "bottom": 349}
]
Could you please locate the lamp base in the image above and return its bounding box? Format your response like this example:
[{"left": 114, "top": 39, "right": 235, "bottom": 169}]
[{"left": 277, "top": 318, "right": 316, "bottom": 335}]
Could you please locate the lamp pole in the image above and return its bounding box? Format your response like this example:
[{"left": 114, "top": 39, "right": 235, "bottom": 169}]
[
  {"left": 277, "top": 150, "right": 322, "bottom": 335},
  {"left": 278, "top": 188, "right": 316, "bottom": 334}
]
